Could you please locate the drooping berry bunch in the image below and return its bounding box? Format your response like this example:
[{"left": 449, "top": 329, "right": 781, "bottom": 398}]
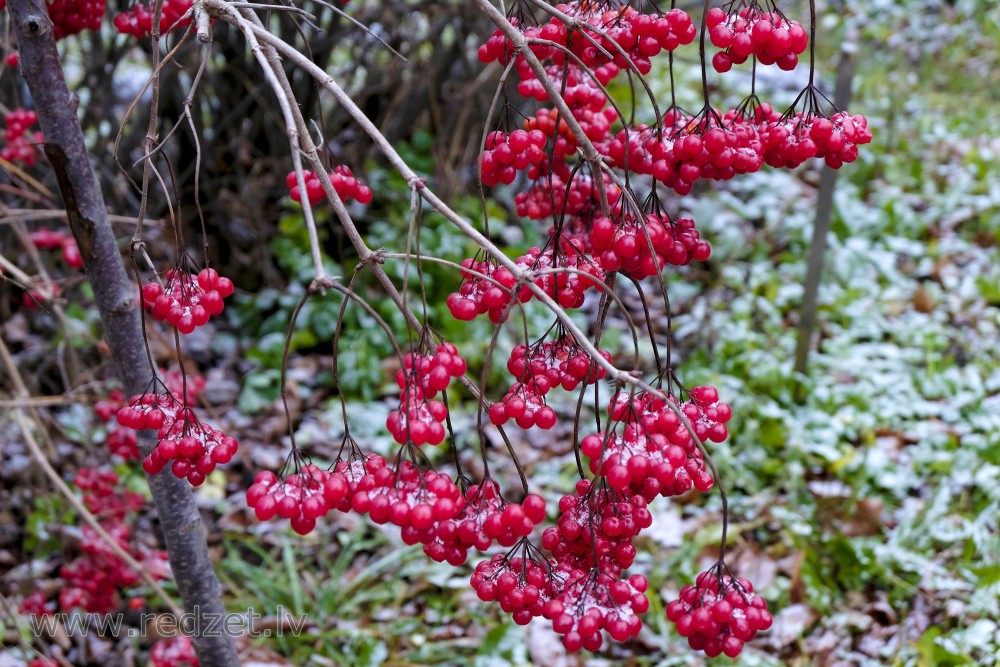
[
  {"left": 515, "top": 169, "right": 621, "bottom": 221},
  {"left": 590, "top": 211, "right": 711, "bottom": 278},
  {"left": 386, "top": 387, "right": 449, "bottom": 446},
  {"left": 395, "top": 342, "right": 468, "bottom": 399},
  {"left": 120, "top": 384, "right": 238, "bottom": 486},
  {"left": 479, "top": 129, "right": 548, "bottom": 186},
  {"left": 94, "top": 389, "right": 141, "bottom": 460},
  {"left": 44, "top": 0, "right": 106, "bottom": 40},
  {"left": 446, "top": 256, "right": 519, "bottom": 322},
  {"left": 350, "top": 460, "right": 465, "bottom": 530},
  {"left": 707, "top": 5, "right": 808, "bottom": 72},
  {"left": 579, "top": 385, "right": 728, "bottom": 498},
  {"left": 112, "top": 0, "right": 191, "bottom": 38},
  {"left": 141, "top": 411, "right": 239, "bottom": 485},
  {"left": 422, "top": 481, "right": 547, "bottom": 565},
  {"left": 507, "top": 332, "right": 611, "bottom": 392},
  {"left": 542, "top": 567, "right": 650, "bottom": 651},
  {"left": 489, "top": 376, "right": 557, "bottom": 430},
  {"left": 666, "top": 569, "right": 774, "bottom": 658},
  {"left": 285, "top": 166, "right": 373, "bottom": 206},
  {"left": 514, "top": 240, "right": 606, "bottom": 309},
  {"left": 1, "top": 108, "right": 43, "bottom": 168},
  {"left": 541, "top": 479, "right": 651, "bottom": 576},
  {"left": 762, "top": 107, "right": 873, "bottom": 169},
  {"left": 471, "top": 546, "right": 558, "bottom": 625},
  {"left": 478, "top": 6, "right": 696, "bottom": 73},
  {"left": 246, "top": 464, "right": 332, "bottom": 535},
  {"left": 116, "top": 390, "right": 186, "bottom": 432},
  {"left": 141, "top": 267, "right": 234, "bottom": 333}
]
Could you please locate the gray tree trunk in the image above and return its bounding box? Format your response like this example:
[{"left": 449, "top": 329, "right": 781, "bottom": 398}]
[{"left": 8, "top": 2, "right": 239, "bottom": 664}]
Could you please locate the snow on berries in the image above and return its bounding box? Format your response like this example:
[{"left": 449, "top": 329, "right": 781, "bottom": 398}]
[
  {"left": 349, "top": 460, "right": 464, "bottom": 530},
  {"left": 471, "top": 549, "right": 557, "bottom": 625},
  {"left": 285, "top": 166, "right": 373, "bottom": 206},
  {"left": 140, "top": 409, "right": 239, "bottom": 486},
  {"left": 761, "top": 108, "right": 873, "bottom": 169},
  {"left": 541, "top": 479, "right": 651, "bottom": 576},
  {"left": 246, "top": 465, "right": 331, "bottom": 535},
  {"left": 667, "top": 570, "right": 773, "bottom": 658},
  {"left": 542, "top": 567, "right": 650, "bottom": 651},
  {"left": 141, "top": 267, "right": 234, "bottom": 333}
]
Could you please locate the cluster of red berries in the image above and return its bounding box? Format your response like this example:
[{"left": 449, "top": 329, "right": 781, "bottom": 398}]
[
  {"left": 516, "top": 64, "right": 612, "bottom": 111},
  {"left": 351, "top": 461, "right": 464, "bottom": 530},
  {"left": 395, "top": 343, "right": 467, "bottom": 399},
  {"left": 479, "top": 129, "right": 548, "bottom": 186},
  {"left": 667, "top": 570, "right": 773, "bottom": 658},
  {"left": 527, "top": 106, "right": 619, "bottom": 159},
  {"left": 478, "top": 7, "right": 695, "bottom": 74},
  {"left": 141, "top": 267, "right": 234, "bottom": 334},
  {"left": 542, "top": 480, "right": 651, "bottom": 575},
  {"left": 515, "top": 241, "right": 605, "bottom": 309},
  {"left": 45, "top": 0, "right": 106, "bottom": 40},
  {"left": 95, "top": 389, "right": 141, "bottom": 460},
  {"left": 95, "top": 371, "right": 204, "bottom": 461},
  {"left": 489, "top": 377, "right": 557, "bottom": 430},
  {"left": 608, "top": 111, "right": 766, "bottom": 194},
  {"left": 150, "top": 636, "right": 199, "bottom": 667},
  {"left": 581, "top": 386, "right": 730, "bottom": 499},
  {"left": 543, "top": 568, "right": 650, "bottom": 651},
  {"left": 285, "top": 166, "right": 373, "bottom": 206},
  {"left": 114, "top": 386, "right": 236, "bottom": 486},
  {"left": 514, "top": 170, "right": 620, "bottom": 221},
  {"left": 507, "top": 334, "right": 611, "bottom": 392},
  {"left": 2, "top": 108, "right": 43, "bottom": 168},
  {"left": 471, "top": 551, "right": 556, "bottom": 624},
  {"left": 422, "top": 482, "right": 547, "bottom": 566},
  {"left": 590, "top": 212, "right": 711, "bottom": 278},
  {"left": 761, "top": 109, "right": 873, "bottom": 169},
  {"left": 24, "top": 469, "right": 169, "bottom": 615},
  {"left": 386, "top": 342, "right": 466, "bottom": 445},
  {"left": 386, "top": 387, "right": 449, "bottom": 446},
  {"left": 708, "top": 6, "right": 808, "bottom": 72},
  {"left": 29, "top": 228, "right": 83, "bottom": 269},
  {"left": 75, "top": 467, "right": 145, "bottom": 518},
  {"left": 141, "top": 411, "right": 239, "bottom": 486},
  {"left": 113, "top": 0, "right": 191, "bottom": 38},
  {"left": 446, "top": 257, "right": 519, "bottom": 323},
  {"left": 246, "top": 453, "right": 391, "bottom": 534},
  {"left": 246, "top": 465, "right": 334, "bottom": 535}
]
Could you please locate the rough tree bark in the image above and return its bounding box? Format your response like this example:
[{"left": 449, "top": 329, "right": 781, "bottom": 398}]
[{"left": 8, "top": 1, "right": 239, "bottom": 664}]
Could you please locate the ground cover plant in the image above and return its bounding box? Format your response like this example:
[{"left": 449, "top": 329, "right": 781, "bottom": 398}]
[{"left": 0, "top": 0, "right": 997, "bottom": 665}]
